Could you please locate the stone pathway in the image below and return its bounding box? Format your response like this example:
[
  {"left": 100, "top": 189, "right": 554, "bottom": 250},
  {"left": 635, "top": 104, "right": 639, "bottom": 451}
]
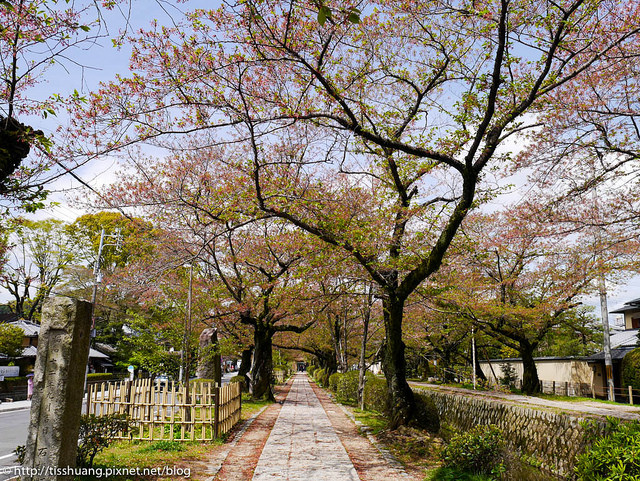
[{"left": 252, "top": 374, "right": 359, "bottom": 481}]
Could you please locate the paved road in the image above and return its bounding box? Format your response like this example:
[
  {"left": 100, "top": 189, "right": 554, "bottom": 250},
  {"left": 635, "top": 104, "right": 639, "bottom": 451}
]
[
  {"left": 252, "top": 373, "right": 359, "bottom": 481},
  {"left": 0, "top": 408, "right": 29, "bottom": 481}
]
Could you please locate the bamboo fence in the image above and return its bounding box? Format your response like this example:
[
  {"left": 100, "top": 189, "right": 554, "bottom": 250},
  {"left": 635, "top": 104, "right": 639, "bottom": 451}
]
[{"left": 86, "top": 379, "right": 241, "bottom": 441}]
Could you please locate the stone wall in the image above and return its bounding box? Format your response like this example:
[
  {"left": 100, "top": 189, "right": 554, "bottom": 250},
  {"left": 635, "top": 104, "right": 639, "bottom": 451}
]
[{"left": 416, "top": 388, "right": 606, "bottom": 479}]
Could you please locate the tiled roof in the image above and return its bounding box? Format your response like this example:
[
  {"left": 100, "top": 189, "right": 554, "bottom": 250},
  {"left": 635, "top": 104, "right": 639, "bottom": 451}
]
[
  {"left": 609, "top": 328, "right": 639, "bottom": 349},
  {"left": 8, "top": 319, "right": 40, "bottom": 336},
  {"left": 20, "top": 346, "right": 109, "bottom": 359}
]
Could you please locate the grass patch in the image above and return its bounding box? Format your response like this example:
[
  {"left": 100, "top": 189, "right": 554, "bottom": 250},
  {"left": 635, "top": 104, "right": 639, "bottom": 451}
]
[
  {"left": 425, "top": 467, "right": 496, "bottom": 481},
  {"left": 241, "top": 393, "right": 273, "bottom": 419},
  {"left": 533, "top": 393, "right": 640, "bottom": 407},
  {"left": 354, "top": 408, "right": 388, "bottom": 435},
  {"left": 75, "top": 439, "right": 216, "bottom": 480}
]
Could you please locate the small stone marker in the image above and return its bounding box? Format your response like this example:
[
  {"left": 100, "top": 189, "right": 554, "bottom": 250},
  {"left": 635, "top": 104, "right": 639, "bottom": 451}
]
[
  {"left": 23, "top": 297, "right": 92, "bottom": 481},
  {"left": 196, "top": 328, "right": 221, "bottom": 385}
]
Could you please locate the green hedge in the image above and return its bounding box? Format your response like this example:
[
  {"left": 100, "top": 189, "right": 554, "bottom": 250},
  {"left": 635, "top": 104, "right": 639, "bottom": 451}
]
[
  {"left": 328, "top": 372, "right": 343, "bottom": 392},
  {"left": 0, "top": 376, "right": 28, "bottom": 392},
  {"left": 336, "top": 371, "right": 359, "bottom": 405},
  {"left": 307, "top": 365, "right": 316, "bottom": 377},
  {"left": 86, "top": 373, "right": 117, "bottom": 383},
  {"left": 363, "top": 376, "right": 388, "bottom": 412}
]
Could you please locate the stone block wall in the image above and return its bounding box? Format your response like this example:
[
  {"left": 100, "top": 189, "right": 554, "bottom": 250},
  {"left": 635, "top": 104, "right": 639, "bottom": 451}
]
[{"left": 416, "top": 388, "right": 606, "bottom": 479}]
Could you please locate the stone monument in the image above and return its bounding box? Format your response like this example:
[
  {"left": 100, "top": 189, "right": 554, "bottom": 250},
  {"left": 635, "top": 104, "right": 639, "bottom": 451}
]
[
  {"left": 23, "top": 297, "right": 92, "bottom": 481},
  {"left": 196, "top": 327, "right": 221, "bottom": 385}
]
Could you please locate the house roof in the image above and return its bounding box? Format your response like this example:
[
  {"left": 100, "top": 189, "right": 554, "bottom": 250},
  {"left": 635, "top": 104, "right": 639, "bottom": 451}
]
[
  {"left": 8, "top": 319, "right": 40, "bottom": 337},
  {"left": 609, "top": 328, "right": 639, "bottom": 349},
  {"left": 586, "top": 346, "right": 636, "bottom": 362},
  {"left": 19, "top": 345, "right": 109, "bottom": 359},
  {"left": 610, "top": 298, "right": 640, "bottom": 314},
  {"left": 94, "top": 342, "right": 117, "bottom": 355},
  {"left": 0, "top": 313, "right": 19, "bottom": 323}
]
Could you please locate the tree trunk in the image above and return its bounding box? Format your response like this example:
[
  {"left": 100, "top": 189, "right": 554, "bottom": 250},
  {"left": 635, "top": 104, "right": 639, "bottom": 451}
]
[
  {"left": 382, "top": 297, "right": 414, "bottom": 428},
  {"left": 238, "top": 347, "right": 253, "bottom": 391},
  {"left": 520, "top": 340, "right": 540, "bottom": 394},
  {"left": 358, "top": 300, "right": 371, "bottom": 410},
  {"left": 250, "top": 325, "right": 275, "bottom": 401},
  {"left": 317, "top": 348, "right": 338, "bottom": 374}
]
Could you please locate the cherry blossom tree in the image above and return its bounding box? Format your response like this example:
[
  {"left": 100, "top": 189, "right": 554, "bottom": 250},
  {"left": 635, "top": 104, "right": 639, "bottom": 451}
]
[
  {"left": 71, "top": 0, "right": 640, "bottom": 426},
  {"left": 433, "top": 209, "right": 636, "bottom": 394}
]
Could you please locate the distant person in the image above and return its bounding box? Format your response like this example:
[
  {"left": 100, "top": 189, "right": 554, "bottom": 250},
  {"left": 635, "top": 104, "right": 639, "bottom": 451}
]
[{"left": 26, "top": 373, "right": 34, "bottom": 401}]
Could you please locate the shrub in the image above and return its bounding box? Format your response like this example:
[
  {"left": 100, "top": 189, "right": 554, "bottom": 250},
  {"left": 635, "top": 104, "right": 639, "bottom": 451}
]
[
  {"left": 328, "top": 372, "right": 343, "bottom": 392},
  {"left": 77, "top": 413, "right": 133, "bottom": 468},
  {"left": 230, "top": 375, "right": 247, "bottom": 392},
  {"left": 413, "top": 392, "right": 440, "bottom": 433},
  {"left": 441, "top": 425, "right": 504, "bottom": 476},
  {"left": 14, "top": 445, "right": 25, "bottom": 465},
  {"left": 499, "top": 362, "right": 518, "bottom": 388},
  {"left": 363, "top": 376, "right": 388, "bottom": 413},
  {"left": 307, "top": 365, "right": 316, "bottom": 377},
  {"left": 622, "top": 347, "right": 640, "bottom": 391},
  {"left": 86, "top": 373, "right": 117, "bottom": 383},
  {"left": 575, "top": 418, "right": 640, "bottom": 480},
  {"left": 321, "top": 369, "right": 331, "bottom": 387},
  {"left": 336, "top": 371, "right": 360, "bottom": 405},
  {"left": 0, "top": 376, "right": 27, "bottom": 393},
  {"left": 314, "top": 368, "right": 325, "bottom": 384}
]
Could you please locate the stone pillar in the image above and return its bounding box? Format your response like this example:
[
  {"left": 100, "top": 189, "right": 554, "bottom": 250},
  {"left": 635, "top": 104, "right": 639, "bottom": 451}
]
[
  {"left": 23, "top": 297, "right": 92, "bottom": 481},
  {"left": 196, "top": 328, "right": 221, "bottom": 385}
]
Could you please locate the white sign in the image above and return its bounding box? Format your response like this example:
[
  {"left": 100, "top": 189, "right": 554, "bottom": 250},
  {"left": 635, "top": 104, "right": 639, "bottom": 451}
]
[
  {"left": 0, "top": 366, "right": 20, "bottom": 377},
  {"left": 127, "top": 365, "right": 135, "bottom": 373}
]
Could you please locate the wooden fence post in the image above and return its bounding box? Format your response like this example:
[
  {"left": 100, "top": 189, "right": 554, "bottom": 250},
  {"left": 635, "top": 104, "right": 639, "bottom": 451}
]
[
  {"left": 552, "top": 381, "right": 555, "bottom": 394},
  {"left": 214, "top": 385, "right": 220, "bottom": 439},
  {"left": 630, "top": 386, "right": 634, "bottom": 405}
]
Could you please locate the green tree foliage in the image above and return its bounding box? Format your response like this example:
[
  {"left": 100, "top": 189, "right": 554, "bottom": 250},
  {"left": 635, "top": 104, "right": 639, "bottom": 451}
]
[
  {"left": 69, "top": 212, "right": 157, "bottom": 272},
  {"left": 1, "top": 218, "right": 83, "bottom": 321},
  {"left": 0, "top": 323, "right": 24, "bottom": 357},
  {"left": 116, "top": 310, "right": 185, "bottom": 378}
]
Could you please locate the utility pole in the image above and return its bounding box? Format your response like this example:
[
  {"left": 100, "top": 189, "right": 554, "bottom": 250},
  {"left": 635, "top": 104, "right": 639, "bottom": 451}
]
[
  {"left": 472, "top": 327, "right": 477, "bottom": 390},
  {"left": 85, "top": 227, "right": 122, "bottom": 390},
  {"left": 90, "top": 228, "right": 122, "bottom": 338},
  {"left": 599, "top": 276, "right": 615, "bottom": 401}
]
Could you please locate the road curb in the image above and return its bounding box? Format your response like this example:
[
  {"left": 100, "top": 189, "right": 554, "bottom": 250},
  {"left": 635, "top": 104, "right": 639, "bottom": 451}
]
[{"left": 0, "top": 405, "right": 30, "bottom": 414}]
